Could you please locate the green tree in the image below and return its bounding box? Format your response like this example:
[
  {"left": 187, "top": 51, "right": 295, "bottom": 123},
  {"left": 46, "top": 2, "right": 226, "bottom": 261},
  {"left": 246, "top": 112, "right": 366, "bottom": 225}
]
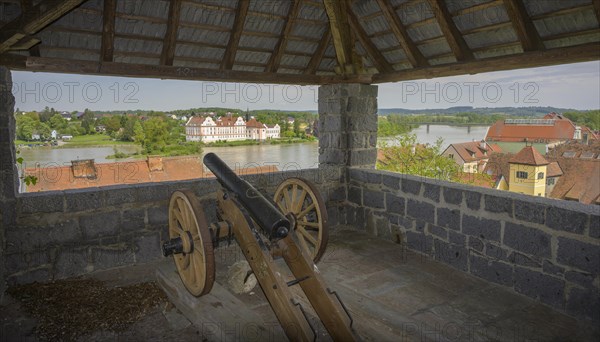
[
  {"left": 80, "top": 109, "right": 95, "bottom": 134},
  {"left": 133, "top": 120, "right": 145, "bottom": 144},
  {"left": 16, "top": 115, "right": 36, "bottom": 140},
  {"left": 293, "top": 119, "right": 301, "bottom": 137},
  {"left": 48, "top": 114, "right": 67, "bottom": 130},
  {"left": 105, "top": 116, "right": 122, "bottom": 134},
  {"left": 377, "top": 134, "right": 459, "bottom": 181},
  {"left": 142, "top": 117, "right": 169, "bottom": 153}
]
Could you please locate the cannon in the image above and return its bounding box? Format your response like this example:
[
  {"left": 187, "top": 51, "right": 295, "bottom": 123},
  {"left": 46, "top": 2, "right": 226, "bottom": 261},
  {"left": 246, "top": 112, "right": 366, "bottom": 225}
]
[{"left": 162, "top": 153, "right": 356, "bottom": 341}]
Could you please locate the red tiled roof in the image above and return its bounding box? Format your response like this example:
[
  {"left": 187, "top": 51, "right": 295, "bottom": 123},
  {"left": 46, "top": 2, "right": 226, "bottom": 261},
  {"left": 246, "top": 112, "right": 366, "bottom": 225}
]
[
  {"left": 187, "top": 116, "right": 205, "bottom": 126},
  {"left": 486, "top": 119, "right": 576, "bottom": 142},
  {"left": 246, "top": 118, "right": 264, "bottom": 128},
  {"left": 550, "top": 160, "right": 599, "bottom": 205},
  {"left": 24, "top": 156, "right": 278, "bottom": 192},
  {"left": 546, "top": 161, "right": 563, "bottom": 177},
  {"left": 509, "top": 146, "right": 549, "bottom": 166},
  {"left": 444, "top": 141, "right": 501, "bottom": 163}
]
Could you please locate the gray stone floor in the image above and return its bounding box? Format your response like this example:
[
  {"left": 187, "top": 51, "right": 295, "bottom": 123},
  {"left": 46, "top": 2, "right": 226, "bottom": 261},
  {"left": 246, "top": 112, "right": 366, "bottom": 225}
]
[{"left": 1, "top": 229, "right": 598, "bottom": 341}]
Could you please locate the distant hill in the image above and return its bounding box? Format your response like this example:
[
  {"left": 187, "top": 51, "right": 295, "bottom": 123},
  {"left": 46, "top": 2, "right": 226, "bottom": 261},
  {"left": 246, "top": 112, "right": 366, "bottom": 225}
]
[{"left": 377, "top": 106, "right": 581, "bottom": 117}]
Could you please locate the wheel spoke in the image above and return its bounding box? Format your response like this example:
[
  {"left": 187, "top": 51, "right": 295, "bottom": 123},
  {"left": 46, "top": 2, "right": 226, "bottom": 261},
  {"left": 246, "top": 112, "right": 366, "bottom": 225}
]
[
  {"left": 276, "top": 200, "right": 286, "bottom": 213},
  {"left": 294, "top": 188, "right": 307, "bottom": 213},
  {"left": 173, "top": 209, "right": 185, "bottom": 228},
  {"left": 298, "top": 226, "right": 317, "bottom": 245},
  {"left": 296, "top": 230, "right": 312, "bottom": 255},
  {"left": 283, "top": 188, "right": 292, "bottom": 212},
  {"left": 302, "top": 221, "right": 321, "bottom": 228},
  {"left": 297, "top": 203, "right": 315, "bottom": 219},
  {"left": 291, "top": 184, "right": 298, "bottom": 211},
  {"left": 181, "top": 254, "right": 191, "bottom": 270}
]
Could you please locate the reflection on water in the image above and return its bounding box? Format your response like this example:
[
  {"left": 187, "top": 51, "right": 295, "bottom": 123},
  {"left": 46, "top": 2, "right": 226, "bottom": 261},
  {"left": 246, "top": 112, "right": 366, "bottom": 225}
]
[{"left": 18, "top": 125, "right": 488, "bottom": 169}]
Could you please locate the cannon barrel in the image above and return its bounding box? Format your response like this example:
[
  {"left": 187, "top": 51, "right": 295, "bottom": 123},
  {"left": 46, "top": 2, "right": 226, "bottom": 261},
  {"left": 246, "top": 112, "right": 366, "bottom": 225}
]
[{"left": 203, "top": 152, "right": 289, "bottom": 240}]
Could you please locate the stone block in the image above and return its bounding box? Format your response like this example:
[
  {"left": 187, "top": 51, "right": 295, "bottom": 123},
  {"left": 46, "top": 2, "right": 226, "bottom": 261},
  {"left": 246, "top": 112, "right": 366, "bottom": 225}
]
[
  {"left": 148, "top": 205, "right": 169, "bottom": 227},
  {"left": 7, "top": 268, "right": 51, "bottom": 286},
  {"left": 319, "top": 149, "right": 345, "bottom": 165},
  {"left": 80, "top": 211, "right": 120, "bottom": 240},
  {"left": 566, "top": 287, "right": 600, "bottom": 322},
  {"left": 19, "top": 194, "right": 63, "bottom": 214},
  {"left": 348, "top": 149, "right": 377, "bottom": 167},
  {"left": 546, "top": 207, "right": 587, "bottom": 234},
  {"left": 514, "top": 200, "right": 546, "bottom": 225},
  {"left": 542, "top": 260, "right": 565, "bottom": 277},
  {"left": 434, "top": 239, "right": 468, "bottom": 271},
  {"left": 503, "top": 222, "right": 551, "bottom": 258},
  {"left": 136, "top": 183, "right": 170, "bottom": 203},
  {"left": 565, "top": 271, "right": 595, "bottom": 288},
  {"left": 363, "top": 189, "right": 384, "bottom": 209},
  {"left": 590, "top": 214, "right": 599, "bottom": 238},
  {"left": 464, "top": 190, "right": 481, "bottom": 210},
  {"left": 5, "top": 219, "right": 81, "bottom": 253},
  {"left": 485, "top": 243, "right": 509, "bottom": 262},
  {"left": 442, "top": 187, "right": 462, "bottom": 205},
  {"left": 104, "top": 187, "right": 136, "bottom": 206},
  {"left": 401, "top": 178, "right": 421, "bottom": 195},
  {"left": 121, "top": 207, "right": 146, "bottom": 231},
  {"left": 448, "top": 231, "right": 466, "bottom": 246},
  {"left": 557, "top": 237, "right": 599, "bottom": 273},
  {"left": 423, "top": 183, "right": 440, "bottom": 202},
  {"left": 397, "top": 215, "right": 414, "bottom": 230},
  {"left": 55, "top": 249, "right": 89, "bottom": 279},
  {"left": 508, "top": 252, "right": 541, "bottom": 268},
  {"left": 406, "top": 199, "right": 435, "bottom": 223},
  {"left": 385, "top": 193, "right": 405, "bottom": 215},
  {"left": 322, "top": 114, "right": 342, "bottom": 131},
  {"left": 468, "top": 236, "right": 484, "bottom": 252},
  {"left": 65, "top": 190, "right": 104, "bottom": 212},
  {"left": 347, "top": 186, "right": 362, "bottom": 205},
  {"left": 415, "top": 219, "right": 427, "bottom": 232},
  {"left": 92, "top": 246, "right": 135, "bottom": 270},
  {"left": 514, "top": 267, "right": 565, "bottom": 308},
  {"left": 328, "top": 186, "right": 345, "bottom": 202},
  {"left": 437, "top": 208, "right": 460, "bottom": 231},
  {"left": 428, "top": 225, "right": 448, "bottom": 239},
  {"left": 4, "top": 251, "right": 49, "bottom": 274},
  {"left": 462, "top": 214, "right": 501, "bottom": 242},
  {"left": 469, "top": 254, "right": 513, "bottom": 286},
  {"left": 349, "top": 168, "right": 380, "bottom": 184},
  {"left": 405, "top": 231, "right": 433, "bottom": 255},
  {"left": 381, "top": 174, "right": 400, "bottom": 190},
  {"left": 484, "top": 194, "right": 512, "bottom": 217}
]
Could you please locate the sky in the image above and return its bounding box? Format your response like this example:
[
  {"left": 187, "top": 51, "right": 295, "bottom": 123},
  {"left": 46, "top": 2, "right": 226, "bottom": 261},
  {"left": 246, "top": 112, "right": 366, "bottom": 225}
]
[{"left": 10, "top": 60, "right": 600, "bottom": 113}]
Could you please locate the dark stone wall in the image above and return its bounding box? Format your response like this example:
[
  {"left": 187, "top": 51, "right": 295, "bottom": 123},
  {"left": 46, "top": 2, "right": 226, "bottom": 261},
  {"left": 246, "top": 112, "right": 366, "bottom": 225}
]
[
  {"left": 4, "top": 166, "right": 344, "bottom": 285},
  {"left": 342, "top": 168, "right": 600, "bottom": 324}
]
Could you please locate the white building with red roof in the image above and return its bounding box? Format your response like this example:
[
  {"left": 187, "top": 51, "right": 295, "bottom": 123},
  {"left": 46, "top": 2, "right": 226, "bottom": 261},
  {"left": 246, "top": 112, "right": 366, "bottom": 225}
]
[
  {"left": 185, "top": 115, "right": 277, "bottom": 142},
  {"left": 442, "top": 140, "right": 502, "bottom": 173}
]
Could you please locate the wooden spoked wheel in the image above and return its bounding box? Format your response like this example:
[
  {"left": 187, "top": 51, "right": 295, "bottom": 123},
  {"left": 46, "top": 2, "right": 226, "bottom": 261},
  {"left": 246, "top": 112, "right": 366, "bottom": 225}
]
[
  {"left": 274, "top": 178, "right": 328, "bottom": 262},
  {"left": 168, "top": 190, "right": 215, "bottom": 297}
]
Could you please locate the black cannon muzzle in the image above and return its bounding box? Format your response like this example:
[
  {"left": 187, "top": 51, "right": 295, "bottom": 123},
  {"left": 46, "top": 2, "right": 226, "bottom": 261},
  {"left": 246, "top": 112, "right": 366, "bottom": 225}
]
[{"left": 203, "top": 153, "right": 289, "bottom": 240}]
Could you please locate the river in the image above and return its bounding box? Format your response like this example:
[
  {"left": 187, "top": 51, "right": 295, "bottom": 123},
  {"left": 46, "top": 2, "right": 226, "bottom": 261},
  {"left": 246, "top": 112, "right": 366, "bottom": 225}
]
[{"left": 18, "top": 125, "right": 489, "bottom": 169}]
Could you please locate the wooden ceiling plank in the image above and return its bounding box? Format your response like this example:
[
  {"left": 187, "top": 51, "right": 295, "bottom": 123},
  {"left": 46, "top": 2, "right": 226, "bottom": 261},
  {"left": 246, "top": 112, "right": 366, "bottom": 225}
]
[
  {"left": 305, "top": 28, "right": 331, "bottom": 75},
  {"left": 100, "top": 0, "right": 116, "bottom": 62},
  {"left": 376, "top": 0, "right": 428, "bottom": 67},
  {"left": 530, "top": 3, "right": 595, "bottom": 21},
  {"left": 503, "top": 0, "right": 544, "bottom": 51},
  {"left": 452, "top": 0, "right": 502, "bottom": 16},
  {"left": 19, "top": 0, "right": 40, "bottom": 56},
  {"left": 0, "top": 0, "right": 86, "bottom": 53},
  {"left": 221, "top": 0, "right": 250, "bottom": 70},
  {"left": 347, "top": 9, "right": 393, "bottom": 73},
  {"left": 427, "top": 0, "right": 474, "bottom": 61},
  {"left": 591, "top": 0, "right": 600, "bottom": 23},
  {"left": 160, "top": 0, "right": 182, "bottom": 66},
  {"left": 266, "top": 0, "right": 301, "bottom": 73},
  {"left": 373, "top": 43, "right": 600, "bottom": 83},
  {"left": 323, "top": 0, "right": 354, "bottom": 74}
]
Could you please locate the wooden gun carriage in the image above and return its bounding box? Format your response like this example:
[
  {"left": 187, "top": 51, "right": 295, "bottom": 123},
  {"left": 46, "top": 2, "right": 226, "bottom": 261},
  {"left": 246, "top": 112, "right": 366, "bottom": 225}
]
[{"left": 161, "top": 152, "right": 357, "bottom": 341}]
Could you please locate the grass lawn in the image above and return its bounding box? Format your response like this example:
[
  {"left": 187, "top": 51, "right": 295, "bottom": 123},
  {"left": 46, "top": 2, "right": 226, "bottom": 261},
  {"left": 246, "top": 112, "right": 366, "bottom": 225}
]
[
  {"left": 60, "top": 134, "right": 137, "bottom": 147},
  {"left": 15, "top": 140, "right": 44, "bottom": 145}
]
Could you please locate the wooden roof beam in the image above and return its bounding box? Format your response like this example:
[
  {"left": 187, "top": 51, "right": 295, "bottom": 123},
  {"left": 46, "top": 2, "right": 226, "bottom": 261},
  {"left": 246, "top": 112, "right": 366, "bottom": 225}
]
[
  {"left": 0, "top": 54, "right": 373, "bottom": 85},
  {"left": 427, "top": 0, "right": 474, "bottom": 61},
  {"left": 221, "top": 0, "right": 250, "bottom": 70},
  {"left": 592, "top": 0, "right": 600, "bottom": 23},
  {"left": 266, "top": 0, "right": 301, "bottom": 73},
  {"left": 503, "top": 0, "right": 544, "bottom": 51},
  {"left": 0, "top": 0, "right": 86, "bottom": 53},
  {"left": 100, "top": 0, "right": 116, "bottom": 62},
  {"left": 305, "top": 28, "right": 330, "bottom": 75},
  {"left": 373, "top": 43, "right": 600, "bottom": 83},
  {"left": 323, "top": 0, "right": 354, "bottom": 74},
  {"left": 19, "top": 0, "right": 40, "bottom": 56},
  {"left": 160, "top": 0, "right": 182, "bottom": 66},
  {"left": 347, "top": 9, "right": 393, "bottom": 73},
  {"left": 376, "top": 0, "right": 428, "bottom": 67}
]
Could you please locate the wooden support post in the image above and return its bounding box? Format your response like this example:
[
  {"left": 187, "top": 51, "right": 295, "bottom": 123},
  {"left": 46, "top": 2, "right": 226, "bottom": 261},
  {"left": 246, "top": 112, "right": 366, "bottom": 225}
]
[
  {"left": 323, "top": 0, "right": 355, "bottom": 74},
  {"left": 266, "top": 0, "right": 301, "bottom": 73},
  {"left": 503, "top": 0, "right": 544, "bottom": 51},
  {"left": 221, "top": 0, "right": 250, "bottom": 70},
  {"left": 100, "top": 0, "right": 116, "bottom": 62},
  {"left": 427, "top": 0, "right": 473, "bottom": 61}
]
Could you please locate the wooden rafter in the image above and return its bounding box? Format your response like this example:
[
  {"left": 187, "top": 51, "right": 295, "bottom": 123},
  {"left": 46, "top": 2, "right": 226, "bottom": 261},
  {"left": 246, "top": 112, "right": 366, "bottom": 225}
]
[
  {"left": 530, "top": 3, "right": 595, "bottom": 20},
  {"left": 0, "top": 0, "right": 86, "bottom": 53},
  {"left": 266, "top": 0, "right": 301, "bottom": 73},
  {"left": 100, "top": 0, "right": 116, "bottom": 62},
  {"left": 160, "top": 0, "right": 182, "bottom": 66},
  {"left": 305, "top": 28, "right": 330, "bottom": 75},
  {"left": 452, "top": 0, "right": 502, "bottom": 16},
  {"left": 221, "top": 0, "right": 250, "bottom": 70},
  {"left": 19, "top": 0, "right": 40, "bottom": 56},
  {"left": 592, "top": 0, "right": 600, "bottom": 23},
  {"left": 373, "top": 43, "right": 600, "bottom": 83},
  {"left": 323, "top": 0, "right": 354, "bottom": 74},
  {"left": 347, "top": 9, "right": 393, "bottom": 73},
  {"left": 375, "top": 0, "right": 428, "bottom": 67},
  {"left": 427, "top": 0, "right": 473, "bottom": 61},
  {"left": 503, "top": 0, "right": 544, "bottom": 51}
]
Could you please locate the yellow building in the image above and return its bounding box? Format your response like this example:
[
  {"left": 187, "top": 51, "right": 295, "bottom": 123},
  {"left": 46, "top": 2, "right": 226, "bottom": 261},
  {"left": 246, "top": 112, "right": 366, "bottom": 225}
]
[{"left": 508, "top": 146, "right": 549, "bottom": 197}]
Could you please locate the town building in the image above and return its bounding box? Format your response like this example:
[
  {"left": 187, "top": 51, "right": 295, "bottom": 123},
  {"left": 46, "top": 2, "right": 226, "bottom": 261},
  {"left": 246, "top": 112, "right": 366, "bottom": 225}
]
[
  {"left": 441, "top": 140, "right": 502, "bottom": 173},
  {"left": 485, "top": 112, "right": 598, "bottom": 154},
  {"left": 507, "top": 146, "right": 549, "bottom": 197},
  {"left": 185, "top": 115, "right": 278, "bottom": 142},
  {"left": 265, "top": 124, "right": 281, "bottom": 139}
]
